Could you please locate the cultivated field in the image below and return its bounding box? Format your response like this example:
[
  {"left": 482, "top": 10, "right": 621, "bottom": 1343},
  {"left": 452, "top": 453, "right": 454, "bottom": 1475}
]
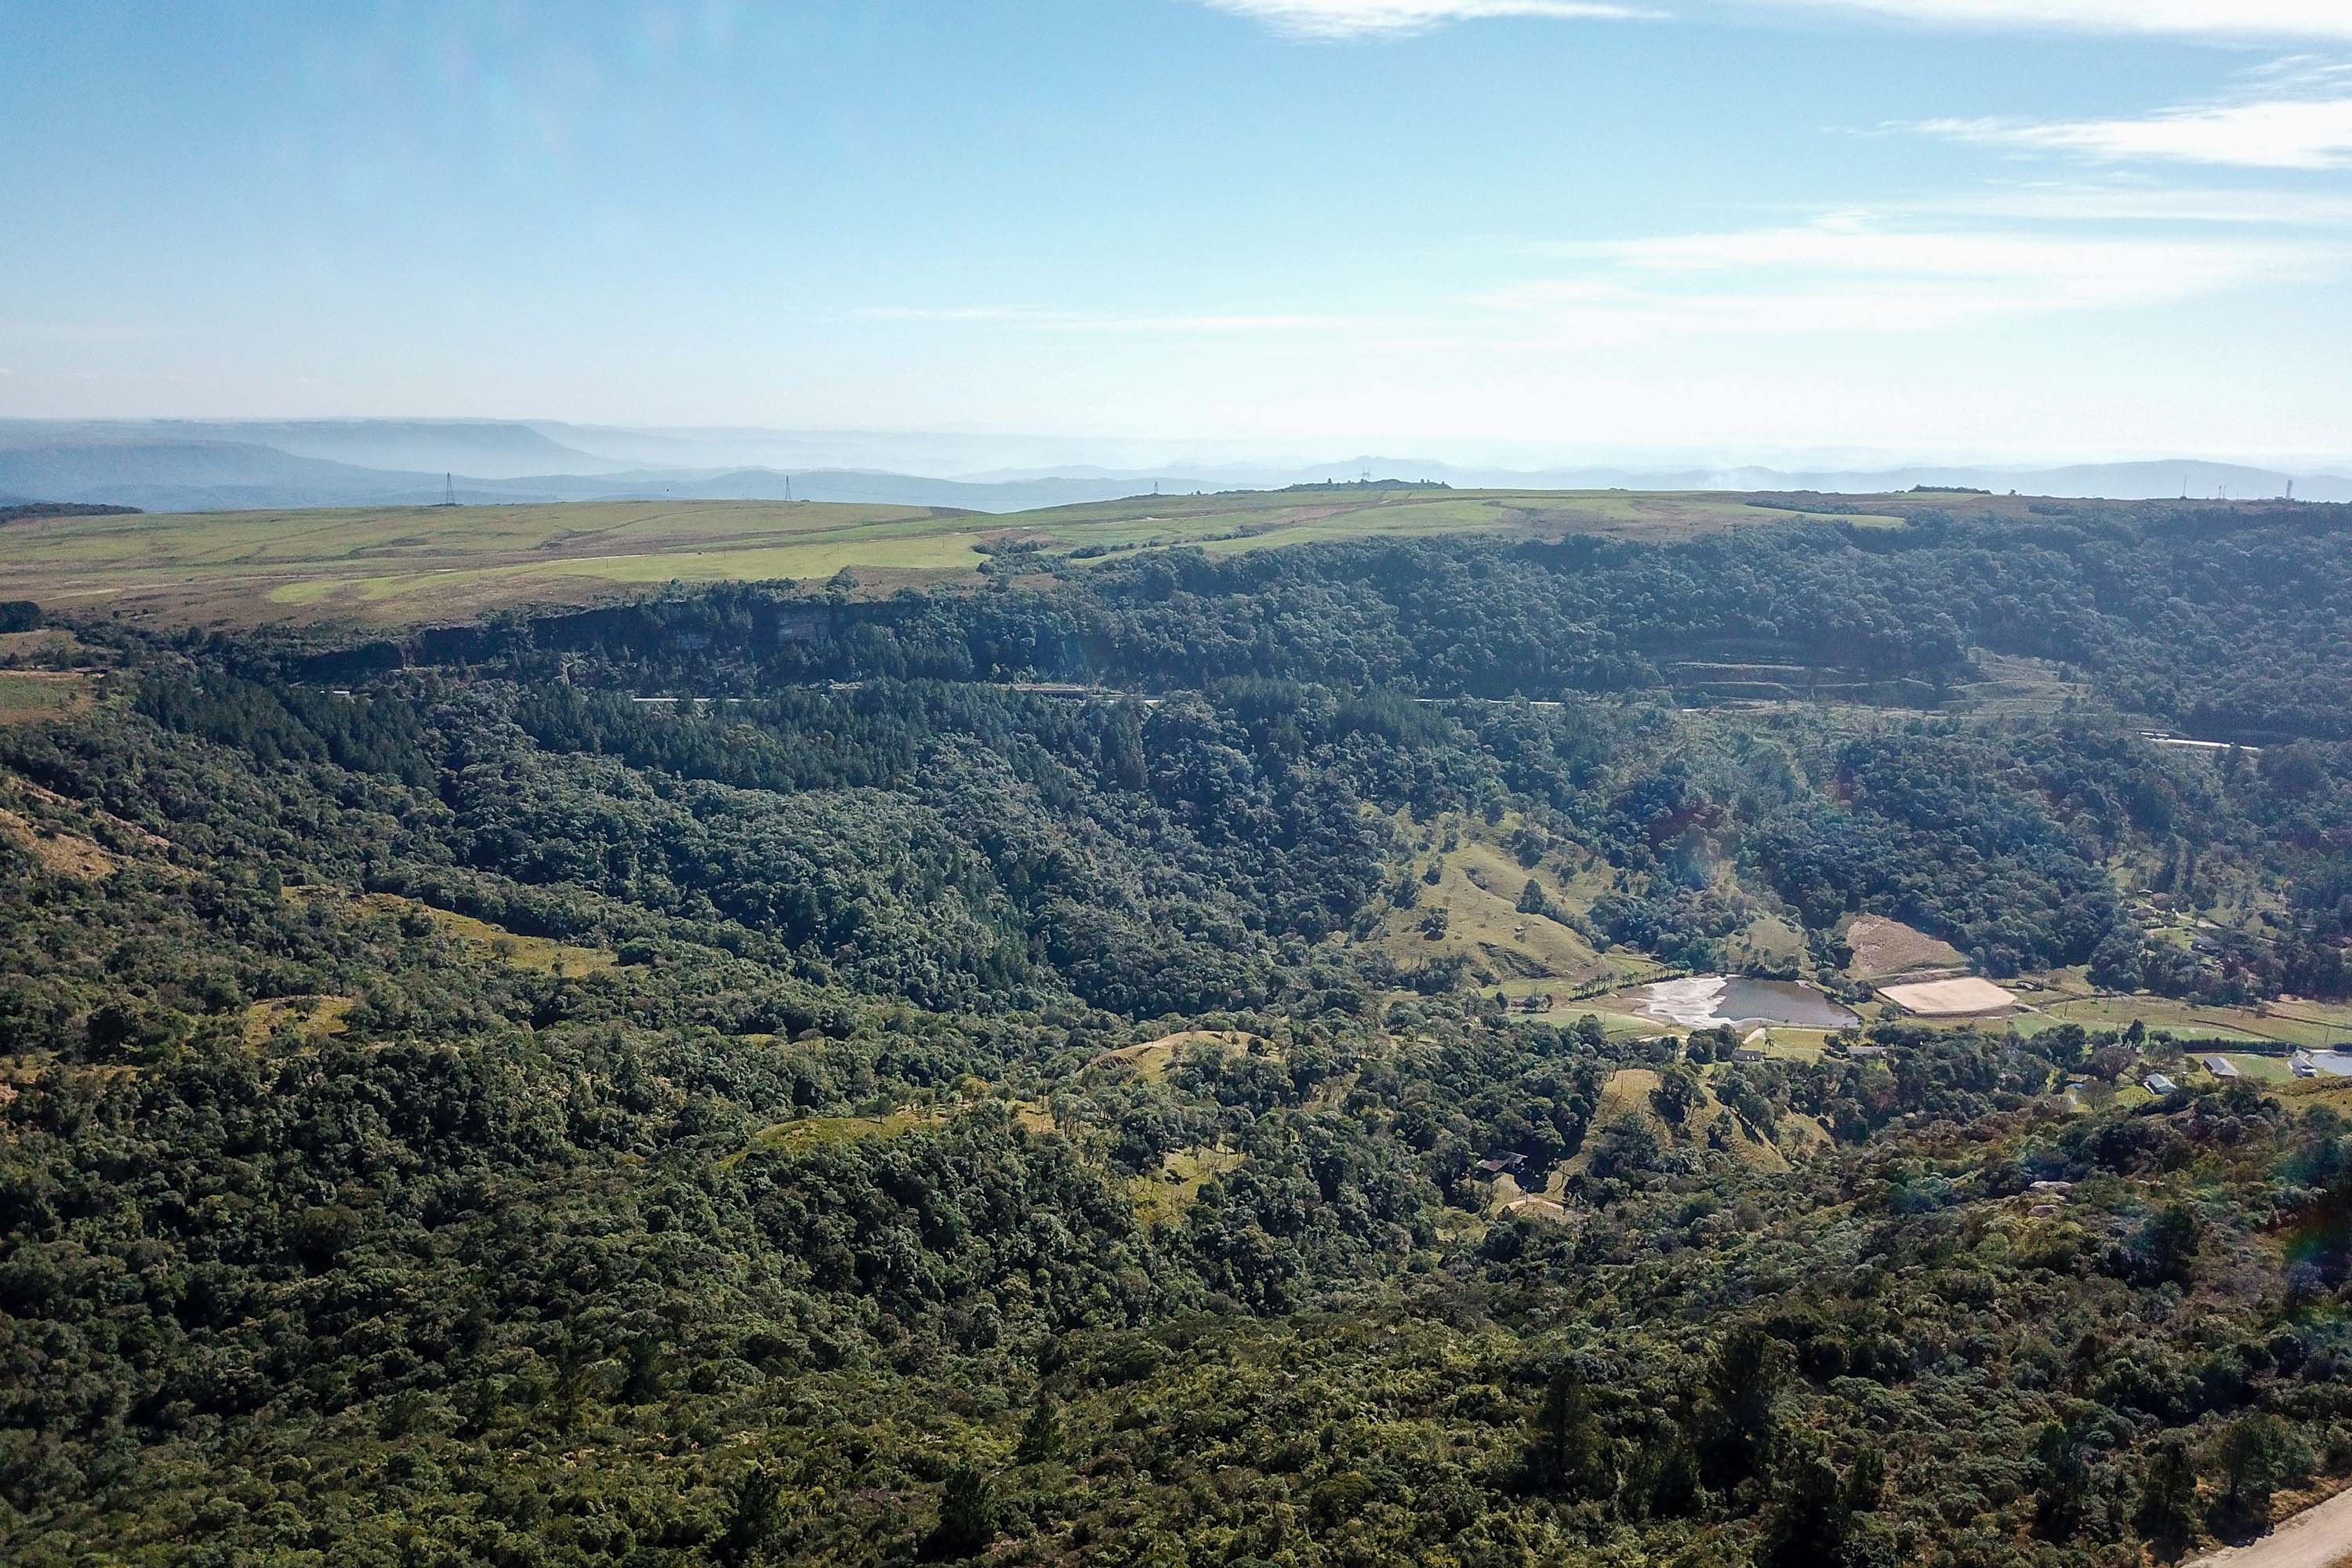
[{"left": 0, "top": 487, "right": 1906, "bottom": 629}]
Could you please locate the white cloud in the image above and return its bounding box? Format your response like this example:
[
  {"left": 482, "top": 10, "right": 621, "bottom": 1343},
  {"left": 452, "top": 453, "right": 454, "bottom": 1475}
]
[
  {"left": 1193, "top": 0, "right": 1655, "bottom": 39},
  {"left": 1488, "top": 213, "right": 2326, "bottom": 341},
  {"left": 855, "top": 305, "right": 1373, "bottom": 335},
  {"left": 869, "top": 210, "right": 2333, "bottom": 353},
  {"left": 1921, "top": 96, "right": 2352, "bottom": 169},
  {"left": 1752, "top": 1, "right": 2352, "bottom": 41},
  {"left": 1198, "top": 0, "right": 2352, "bottom": 38},
  {"left": 1907, "top": 182, "right": 2352, "bottom": 227}
]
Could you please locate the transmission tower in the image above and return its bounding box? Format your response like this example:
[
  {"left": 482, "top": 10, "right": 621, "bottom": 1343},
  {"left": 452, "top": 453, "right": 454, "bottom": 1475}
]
[{"left": 440, "top": 473, "right": 457, "bottom": 507}]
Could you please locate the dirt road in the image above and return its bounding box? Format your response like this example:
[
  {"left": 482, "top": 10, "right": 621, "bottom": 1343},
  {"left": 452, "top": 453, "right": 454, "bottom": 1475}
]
[{"left": 2190, "top": 1489, "right": 2352, "bottom": 1568}]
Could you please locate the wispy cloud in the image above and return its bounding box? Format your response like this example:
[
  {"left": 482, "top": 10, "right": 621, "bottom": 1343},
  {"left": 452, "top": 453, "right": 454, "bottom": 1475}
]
[
  {"left": 1921, "top": 94, "right": 2352, "bottom": 169},
  {"left": 1904, "top": 181, "right": 2352, "bottom": 227},
  {"left": 0, "top": 322, "right": 196, "bottom": 343},
  {"left": 1193, "top": 0, "right": 1656, "bottom": 39},
  {"left": 871, "top": 204, "right": 2335, "bottom": 352},
  {"left": 1751, "top": 1, "right": 2352, "bottom": 41},
  {"left": 1486, "top": 212, "right": 2328, "bottom": 341},
  {"left": 1198, "top": 0, "right": 2352, "bottom": 38},
  {"left": 854, "top": 305, "right": 1374, "bottom": 335}
]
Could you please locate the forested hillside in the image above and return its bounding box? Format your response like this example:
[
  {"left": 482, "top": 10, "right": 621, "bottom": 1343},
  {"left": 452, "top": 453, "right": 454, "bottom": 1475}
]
[
  {"left": 290, "top": 499, "right": 2352, "bottom": 744},
  {"left": 4, "top": 501, "right": 2352, "bottom": 1565}
]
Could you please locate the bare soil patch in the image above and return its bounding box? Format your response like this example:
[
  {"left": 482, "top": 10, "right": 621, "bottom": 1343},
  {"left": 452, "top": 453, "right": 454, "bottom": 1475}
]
[
  {"left": 1879, "top": 976, "right": 2019, "bottom": 1016},
  {"left": 1846, "top": 914, "right": 1968, "bottom": 982}
]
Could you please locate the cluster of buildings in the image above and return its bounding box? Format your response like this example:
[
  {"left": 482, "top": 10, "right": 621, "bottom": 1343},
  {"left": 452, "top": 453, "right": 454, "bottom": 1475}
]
[{"left": 2191, "top": 1047, "right": 2352, "bottom": 1082}]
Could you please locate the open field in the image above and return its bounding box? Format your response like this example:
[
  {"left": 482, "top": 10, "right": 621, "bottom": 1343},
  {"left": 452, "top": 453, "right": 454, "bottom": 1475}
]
[
  {"left": 0, "top": 488, "right": 1910, "bottom": 629},
  {"left": 0, "top": 499, "right": 986, "bottom": 628},
  {"left": 2009, "top": 990, "right": 2352, "bottom": 1050},
  {"left": 1879, "top": 976, "right": 2019, "bottom": 1016}
]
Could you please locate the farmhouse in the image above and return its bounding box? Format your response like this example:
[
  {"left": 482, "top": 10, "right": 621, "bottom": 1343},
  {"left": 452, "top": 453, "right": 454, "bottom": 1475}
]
[
  {"left": 2292, "top": 1050, "right": 2352, "bottom": 1079},
  {"left": 1475, "top": 1153, "right": 1527, "bottom": 1176},
  {"left": 2143, "top": 1073, "right": 2179, "bottom": 1094}
]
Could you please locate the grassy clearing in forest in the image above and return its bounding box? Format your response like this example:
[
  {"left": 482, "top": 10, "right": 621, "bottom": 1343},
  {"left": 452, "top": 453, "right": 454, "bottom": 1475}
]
[
  {"left": 1372, "top": 813, "right": 1632, "bottom": 992},
  {"left": 1084, "top": 1029, "right": 1258, "bottom": 1083},
  {"left": 1131, "top": 1146, "right": 1246, "bottom": 1229},
  {"left": 241, "top": 995, "right": 356, "bottom": 1046},
  {"left": 0, "top": 804, "right": 118, "bottom": 877},
  {"left": 1573, "top": 1065, "right": 1795, "bottom": 1174},
  {"left": 0, "top": 671, "right": 97, "bottom": 725},
  {"left": 344, "top": 892, "right": 622, "bottom": 975}
]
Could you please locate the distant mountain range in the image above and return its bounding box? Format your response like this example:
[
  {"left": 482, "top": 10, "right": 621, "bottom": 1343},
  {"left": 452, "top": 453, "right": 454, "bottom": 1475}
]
[{"left": 2, "top": 419, "right": 2344, "bottom": 513}]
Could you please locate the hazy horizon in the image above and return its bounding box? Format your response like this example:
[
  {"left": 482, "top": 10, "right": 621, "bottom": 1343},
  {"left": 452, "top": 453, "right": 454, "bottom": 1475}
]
[{"left": 6, "top": 414, "right": 2351, "bottom": 481}]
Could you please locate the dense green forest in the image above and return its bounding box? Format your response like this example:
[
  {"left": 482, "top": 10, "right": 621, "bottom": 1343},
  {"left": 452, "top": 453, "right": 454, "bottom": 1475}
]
[{"left": 5, "top": 499, "right": 2352, "bottom": 1565}]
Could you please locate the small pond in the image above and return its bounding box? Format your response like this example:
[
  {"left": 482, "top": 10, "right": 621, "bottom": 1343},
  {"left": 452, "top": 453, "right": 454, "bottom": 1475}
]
[{"left": 1629, "top": 975, "right": 1860, "bottom": 1031}]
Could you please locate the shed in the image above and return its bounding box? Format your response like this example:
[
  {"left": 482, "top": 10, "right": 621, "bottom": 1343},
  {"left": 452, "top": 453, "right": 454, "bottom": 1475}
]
[
  {"left": 2199, "top": 1054, "right": 2241, "bottom": 1080},
  {"left": 1475, "top": 1153, "right": 1527, "bottom": 1176},
  {"left": 2142, "top": 1073, "right": 2179, "bottom": 1095}
]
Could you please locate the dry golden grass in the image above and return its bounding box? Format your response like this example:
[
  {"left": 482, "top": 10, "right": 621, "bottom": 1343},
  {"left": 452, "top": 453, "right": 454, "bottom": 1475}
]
[
  {"left": 1844, "top": 914, "right": 1969, "bottom": 982},
  {"left": 1083, "top": 1029, "right": 1259, "bottom": 1083},
  {"left": 1569, "top": 1065, "right": 1795, "bottom": 1174},
  {"left": 311, "top": 891, "right": 623, "bottom": 975},
  {"left": 1374, "top": 822, "right": 1624, "bottom": 990},
  {"left": 0, "top": 805, "right": 118, "bottom": 878},
  {"left": 241, "top": 995, "right": 357, "bottom": 1046}
]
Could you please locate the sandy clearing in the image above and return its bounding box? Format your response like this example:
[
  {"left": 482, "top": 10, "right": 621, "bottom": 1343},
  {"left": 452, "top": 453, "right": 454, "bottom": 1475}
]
[{"left": 1880, "top": 976, "right": 2019, "bottom": 1015}]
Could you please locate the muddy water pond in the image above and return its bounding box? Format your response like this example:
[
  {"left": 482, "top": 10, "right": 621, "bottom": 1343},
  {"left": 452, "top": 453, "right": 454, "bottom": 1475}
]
[{"left": 1630, "top": 975, "right": 1860, "bottom": 1031}]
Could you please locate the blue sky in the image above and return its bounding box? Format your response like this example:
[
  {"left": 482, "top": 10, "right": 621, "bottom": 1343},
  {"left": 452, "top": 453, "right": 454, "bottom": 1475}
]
[{"left": 4, "top": 0, "right": 2349, "bottom": 463}]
